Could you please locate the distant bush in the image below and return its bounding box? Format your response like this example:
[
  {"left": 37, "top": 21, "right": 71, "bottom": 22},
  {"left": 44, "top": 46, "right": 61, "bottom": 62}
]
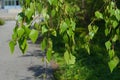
[{"left": 0, "top": 18, "right": 5, "bottom": 25}]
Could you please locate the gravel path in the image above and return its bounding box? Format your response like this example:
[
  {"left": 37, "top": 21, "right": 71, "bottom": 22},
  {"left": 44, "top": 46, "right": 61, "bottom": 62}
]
[{"left": 0, "top": 21, "right": 53, "bottom": 80}]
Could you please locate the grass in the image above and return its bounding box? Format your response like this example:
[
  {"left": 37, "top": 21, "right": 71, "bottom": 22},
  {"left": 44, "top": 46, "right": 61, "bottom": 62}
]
[{"left": 0, "top": 18, "right": 5, "bottom": 25}]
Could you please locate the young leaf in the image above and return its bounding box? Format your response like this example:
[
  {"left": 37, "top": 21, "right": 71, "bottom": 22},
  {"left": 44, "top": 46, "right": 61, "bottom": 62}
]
[
  {"left": 105, "top": 41, "right": 111, "bottom": 50},
  {"left": 42, "top": 25, "right": 48, "bottom": 34},
  {"left": 112, "top": 20, "right": 118, "bottom": 29},
  {"left": 63, "top": 34, "right": 69, "bottom": 43},
  {"left": 108, "top": 56, "right": 119, "bottom": 72},
  {"left": 51, "top": 30, "right": 57, "bottom": 36},
  {"left": 105, "top": 28, "right": 109, "bottom": 36},
  {"left": 26, "top": 0, "right": 30, "bottom": 4},
  {"left": 64, "top": 50, "right": 70, "bottom": 64},
  {"left": 51, "top": 9, "right": 56, "bottom": 17},
  {"left": 95, "top": 11, "right": 103, "bottom": 19},
  {"left": 85, "top": 44, "right": 90, "bottom": 54},
  {"left": 41, "top": 38, "right": 47, "bottom": 51},
  {"left": 71, "top": 20, "right": 76, "bottom": 31},
  {"left": 12, "top": 33, "right": 17, "bottom": 41},
  {"left": 115, "top": 9, "right": 120, "bottom": 21},
  {"left": 17, "top": 27, "right": 25, "bottom": 38},
  {"left": 46, "top": 48, "right": 52, "bottom": 61},
  {"left": 112, "top": 34, "right": 118, "bottom": 42},
  {"left": 25, "top": 8, "right": 33, "bottom": 20},
  {"left": 18, "top": 39, "right": 28, "bottom": 54},
  {"left": 69, "top": 53, "right": 76, "bottom": 64},
  {"left": 67, "top": 28, "right": 74, "bottom": 37},
  {"left": 37, "top": 3, "right": 42, "bottom": 13},
  {"left": 48, "top": 0, "right": 53, "bottom": 5},
  {"left": 9, "top": 41, "right": 16, "bottom": 54},
  {"left": 60, "top": 22, "right": 68, "bottom": 34},
  {"left": 29, "top": 29, "right": 39, "bottom": 43},
  {"left": 108, "top": 49, "right": 115, "bottom": 59}
]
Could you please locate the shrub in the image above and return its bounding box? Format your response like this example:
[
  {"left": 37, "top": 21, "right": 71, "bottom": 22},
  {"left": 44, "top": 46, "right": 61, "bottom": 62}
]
[{"left": 0, "top": 18, "right": 5, "bottom": 25}]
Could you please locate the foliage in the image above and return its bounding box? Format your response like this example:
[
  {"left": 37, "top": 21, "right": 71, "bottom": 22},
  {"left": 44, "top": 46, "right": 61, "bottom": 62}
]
[
  {"left": 9, "top": 0, "right": 120, "bottom": 79},
  {"left": 0, "top": 18, "right": 5, "bottom": 25}
]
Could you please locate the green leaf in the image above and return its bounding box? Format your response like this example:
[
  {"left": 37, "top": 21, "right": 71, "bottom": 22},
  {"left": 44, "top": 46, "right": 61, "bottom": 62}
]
[
  {"left": 71, "top": 20, "right": 76, "bottom": 31},
  {"left": 41, "top": 38, "right": 47, "bottom": 51},
  {"left": 51, "top": 30, "right": 57, "bottom": 36},
  {"left": 64, "top": 50, "right": 70, "bottom": 64},
  {"left": 112, "top": 20, "right": 118, "bottom": 29},
  {"left": 29, "top": 29, "right": 39, "bottom": 43},
  {"left": 26, "top": 0, "right": 30, "bottom": 4},
  {"left": 48, "top": 0, "right": 53, "bottom": 5},
  {"left": 89, "top": 31, "right": 94, "bottom": 39},
  {"left": 64, "top": 51, "right": 76, "bottom": 64},
  {"left": 105, "top": 28, "right": 110, "bottom": 36},
  {"left": 95, "top": 11, "right": 103, "bottom": 19},
  {"left": 112, "top": 34, "right": 118, "bottom": 42},
  {"left": 12, "top": 33, "right": 17, "bottom": 41},
  {"left": 30, "top": 2, "right": 35, "bottom": 13},
  {"left": 51, "top": 9, "right": 56, "bottom": 17},
  {"left": 60, "top": 22, "right": 68, "bottom": 34},
  {"left": 17, "top": 27, "right": 25, "bottom": 38},
  {"left": 18, "top": 38, "right": 28, "bottom": 54},
  {"left": 63, "top": 34, "right": 69, "bottom": 43},
  {"left": 17, "top": 14, "right": 23, "bottom": 23},
  {"left": 116, "top": 28, "right": 119, "bottom": 35},
  {"left": 46, "top": 48, "right": 52, "bottom": 61},
  {"left": 108, "top": 56, "right": 119, "bottom": 72},
  {"left": 59, "top": 0, "right": 63, "bottom": 3},
  {"left": 67, "top": 28, "right": 74, "bottom": 37},
  {"left": 42, "top": 25, "right": 48, "bottom": 34},
  {"left": 108, "top": 49, "right": 115, "bottom": 59},
  {"left": 88, "top": 25, "right": 92, "bottom": 32},
  {"left": 9, "top": 41, "right": 16, "bottom": 54},
  {"left": 24, "top": 27, "right": 31, "bottom": 36},
  {"left": 105, "top": 41, "right": 111, "bottom": 50},
  {"left": 25, "top": 8, "right": 33, "bottom": 20},
  {"left": 69, "top": 53, "right": 76, "bottom": 64},
  {"left": 115, "top": 9, "right": 120, "bottom": 21},
  {"left": 34, "top": 23, "right": 39, "bottom": 30},
  {"left": 85, "top": 44, "right": 90, "bottom": 54},
  {"left": 36, "top": 3, "right": 42, "bottom": 13},
  {"left": 93, "top": 25, "right": 98, "bottom": 33}
]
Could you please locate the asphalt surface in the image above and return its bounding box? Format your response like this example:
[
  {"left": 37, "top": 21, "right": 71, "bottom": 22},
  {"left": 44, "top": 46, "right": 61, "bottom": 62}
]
[{"left": 0, "top": 21, "right": 53, "bottom": 80}]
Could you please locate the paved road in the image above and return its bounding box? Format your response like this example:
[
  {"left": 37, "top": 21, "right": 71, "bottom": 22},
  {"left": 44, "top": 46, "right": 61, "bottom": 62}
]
[{"left": 0, "top": 21, "right": 53, "bottom": 80}]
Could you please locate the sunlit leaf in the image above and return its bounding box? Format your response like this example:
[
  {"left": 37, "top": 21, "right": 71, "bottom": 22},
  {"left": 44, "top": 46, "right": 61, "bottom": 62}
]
[
  {"left": 18, "top": 39, "right": 28, "bottom": 54},
  {"left": 17, "top": 27, "right": 24, "bottom": 38},
  {"left": 69, "top": 53, "right": 76, "bottom": 64},
  {"left": 108, "top": 49, "right": 115, "bottom": 59},
  {"left": 25, "top": 8, "right": 33, "bottom": 20},
  {"left": 67, "top": 28, "right": 74, "bottom": 37},
  {"left": 115, "top": 9, "right": 120, "bottom": 21},
  {"left": 29, "top": 29, "right": 39, "bottom": 43},
  {"left": 9, "top": 41, "right": 16, "bottom": 54},
  {"left": 42, "top": 25, "right": 48, "bottom": 34},
  {"left": 112, "top": 20, "right": 118, "bottom": 29},
  {"left": 60, "top": 22, "right": 68, "bottom": 34},
  {"left": 108, "top": 56, "right": 119, "bottom": 72},
  {"left": 112, "top": 34, "right": 118, "bottom": 42},
  {"left": 46, "top": 48, "right": 52, "bottom": 61},
  {"left": 41, "top": 38, "right": 47, "bottom": 51},
  {"left": 51, "top": 30, "right": 57, "bottom": 36},
  {"left": 105, "top": 41, "right": 111, "bottom": 50},
  {"left": 64, "top": 50, "right": 70, "bottom": 64},
  {"left": 105, "top": 28, "right": 110, "bottom": 36},
  {"left": 95, "top": 11, "right": 103, "bottom": 19}
]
